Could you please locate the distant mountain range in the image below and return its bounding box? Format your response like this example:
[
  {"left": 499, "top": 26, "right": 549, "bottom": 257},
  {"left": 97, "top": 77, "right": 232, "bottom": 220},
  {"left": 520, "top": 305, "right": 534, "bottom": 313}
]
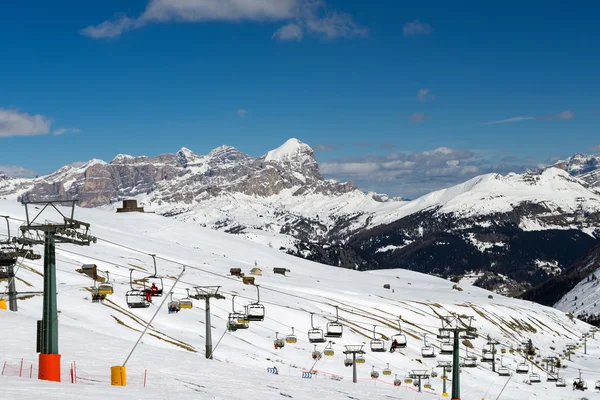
[{"left": 2, "top": 139, "right": 599, "bottom": 297}]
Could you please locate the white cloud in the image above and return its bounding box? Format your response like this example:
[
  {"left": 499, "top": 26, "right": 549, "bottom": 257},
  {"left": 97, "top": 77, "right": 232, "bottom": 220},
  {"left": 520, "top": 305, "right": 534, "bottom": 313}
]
[
  {"left": 589, "top": 144, "right": 600, "bottom": 153},
  {"left": 557, "top": 110, "right": 574, "bottom": 120},
  {"left": 0, "top": 165, "right": 37, "bottom": 178},
  {"left": 0, "top": 108, "right": 51, "bottom": 137},
  {"left": 314, "top": 143, "right": 344, "bottom": 152},
  {"left": 236, "top": 109, "right": 249, "bottom": 118},
  {"left": 320, "top": 162, "right": 379, "bottom": 175},
  {"left": 81, "top": 0, "right": 367, "bottom": 41},
  {"left": 52, "top": 127, "right": 81, "bottom": 136},
  {"left": 483, "top": 116, "right": 535, "bottom": 125},
  {"left": 485, "top": 110, "right": 575, "bottom": 125},
  {"left": 403, "top": 19, "right": 432, "bottom": 36},
  {"left": 417, "top": 88, "right": 435, "bottom": 102},
  {"left": 273, "top": 23, "right": 303, "bottom": 41},
  {"left": 410, "top": 112, "right": 426, "bottom": 123}
]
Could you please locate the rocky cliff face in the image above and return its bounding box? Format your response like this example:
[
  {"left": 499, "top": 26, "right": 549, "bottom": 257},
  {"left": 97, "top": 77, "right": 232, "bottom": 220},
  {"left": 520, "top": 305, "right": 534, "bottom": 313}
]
[{"left": 17, "top": 138, "right": 353, "bottom": 207}]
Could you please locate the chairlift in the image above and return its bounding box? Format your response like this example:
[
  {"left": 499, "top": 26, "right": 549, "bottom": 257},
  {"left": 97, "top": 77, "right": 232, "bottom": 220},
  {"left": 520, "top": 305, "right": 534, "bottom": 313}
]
[
  {"left": 394, "top": 375, "right": 402, "bottom": 386},
  {"left": 573, "top": 377, "right": 587, "bottom": 391},
  {"left": 555, "top": 378, "right": 566, "bottom": 387},
  {"left": 91, "top": 287, "right": 104, "bottom": 303},
  {"left": 404, "top": 377, "right": 413, "bottom": 385},
  {"left": 311, "top": 345, "right": 322, "bottom": 360},
  {"left": 274, "top": 332, "right": 285, "bottom": 349},
  {"left": 344, "top": 358, "right": 353, "bottom": 367},
  {"left": 168, "top": 292, "right": 181, "bottom": 314},
  {"left": 370, "top": 325, "right": 386, "bottom": 353},
  {"left": 126, "top": 269, "right": 150, "bottom": 308},
  {"left": 97, "top": 270, "right": 114, "bottom": 295},
  {"left": 547, "top": 372, "right": 558, "bottom": 382},
  {"left": 246, "top": 285, "right": 265, "bottom": 322},
  {"left": 595, "top": 380, "right": 600, "bottom": 390},
  {"left": 325, "top": 305, "right": 343, "bottom": 338},
  {"left": 463, "top": 348, "right": 477, "bottom": 368},
  {"left": 286, "top": 327, "right": 298, "bottom": 344},
  {"left": 370, "top": 366, "right": 379, "bottom": 379},
  {"left": 382, "top": 363, "right": 391, "bottom": 376},
  {"left": 498, "top": 366, "right": 510, "bottom": 377},
  {"left": 529, "top": 373, "right": 541, "bottom": 383},
  {"left": 356, "top": 354, "right": 365, "bottom": 364},
  {"left": 481, "top": 347, "right": 494, "bottom": 362},
  {"left": 437, "top": 329, "right": 450, "bottom": 340},
  {"left": 227, "top": 295, "right": 249, "bottom": 331},
  {"left": 308, "top": 313, "right": 326, "bottom": 344},
  {"left": 516, "top": 362, "right": 529, "bottom": 374},
  {"left": 323, "top": 341, "right": 334, "bottom": 357},
  {"left": 390, "top": 318, "right": 407, "bottom": 352},
  {"left": 145, "top": 254, "right": 164, "bottom": 297},
  {"left": 423, "top": 379, "right": 432, "bottom": 389},
  {"left": 440, "top": 340, "right": 453, "bottom": 355},
  {"left": 421, "top": 333, "right": 436, "bottom": 358},
  {"left": 179, "top": 289, "right": 193, "bottom": 309},
  {"left": 500, "top": 347, "right": 506, "bottom": 354}
]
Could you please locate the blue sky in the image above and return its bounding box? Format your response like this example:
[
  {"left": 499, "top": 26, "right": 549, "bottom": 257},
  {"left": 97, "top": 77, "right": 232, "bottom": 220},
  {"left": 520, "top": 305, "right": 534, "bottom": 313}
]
[{"left": 1, "top": 0, "right": 598, "bottom": 197}]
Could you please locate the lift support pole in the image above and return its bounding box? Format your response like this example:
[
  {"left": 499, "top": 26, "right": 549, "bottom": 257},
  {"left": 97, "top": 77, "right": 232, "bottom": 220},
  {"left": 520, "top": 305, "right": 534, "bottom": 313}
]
[
  {"left": 7, "top": 264, "right": 18, "bottom": 312},
  {"left": 190, "top": 286, "right": 225, "bottom": 359},
  {"left": 17, "top": 201, "right": 96, "bottom": 382}
]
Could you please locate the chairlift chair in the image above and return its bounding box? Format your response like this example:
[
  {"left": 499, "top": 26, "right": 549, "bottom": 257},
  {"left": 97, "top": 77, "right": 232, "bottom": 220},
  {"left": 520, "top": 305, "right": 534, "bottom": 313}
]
[
  {"left": 500, "top": 347, "right": 506, "bottom": 354},
  {"left": 382, "top": 363, "right": 392, "bottom": 376},
  {"left": 394, "top": 375, "right": 402, "bottom": 386},
  {"left": 440, "top": 340, "right": 453, "bottom": 355},
  {"left": 516, "top": 362, "right": 529, "bottom": 374},
  {"left": 370, "top": 366, "right": 379, "bottom": 379},
  {"left": 555, "top": 378, "right": 566, "bottom": 387},
  {"left": 246, "top": 285, "right": 265, "bottom": 322},
  {"left": 421, "top": 333, "right": 436, "bottom": 358},
  {"left": 126, "top": 290, "right": 150, "bottom": 309},
  {"left": 390, "top": 318, "right": 407, "bottom": 352},
  {"left": 325, "top": 305, "right": 343, "bottom": 338},
  {"left": 547, "top": 372, "right": 558, "bottom": 382},
  {"left": 344, "top": 358, "right": 353, "bottom": 367},
  {"left": 481, "top": 348, "right": 494, "bottom": 362},
  {"left": 463, "top": 348, "right": 477, "bottom": 368},
  {"left": 145, "top": 255, "right": 164, "bottom": 297},
  {"left": 498, "top": 366, "right": 510, "bottom": 377},
  {"left": 274, "top": 332, "right": 285, "bottom": 349},
  {"left": 356, "top": 354, "right": 365, "bottom": 364},
  {"left": 168, "top": 292, "right": 181, "bottom": 314},
  {"left": 308, "top": 313, "right": 326, "bottom": 344},
  {"left": 126, "top": 269, "right": 150, "bottom": 308},
  {"left": 178, "top": 289, "right": 194, "bottom": 309},
  {"left": 595, "top": 380, "right": 600, "bottom": 390},
  {"left": 227, "top": 295, "right": 249, "bottom": 331},
  {"left": 423, "top": 379, "right": 432, "bottom": 389},
  {"left": 97, "top": 270, "right": 113, "bottom": 295},
  {"left": 404, "top": 377, "right": 413, "bottom": 385},
  {"left": 370, "top": 325, "right": 386, "bottom": 353},
  {"left": 323, "top": 341, "right": 334, "bottom": 357},
  {"left": 311, "top": 345, "right": 322, "bottom": 360},
  {"left": 286, "top": 327, "right": 298, "bottom": 344},
  {"left": 529, "top": 373, "right": 541, "bottom": 383}
]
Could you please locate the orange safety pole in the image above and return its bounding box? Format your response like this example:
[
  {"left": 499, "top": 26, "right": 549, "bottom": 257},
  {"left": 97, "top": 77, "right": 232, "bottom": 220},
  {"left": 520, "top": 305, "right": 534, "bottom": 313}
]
[
  {"left": 70, "top": 364, "right": 73, "bottom": 383},
  {"left": 74, "top": 361, "right": 77, "bottom": 383}
]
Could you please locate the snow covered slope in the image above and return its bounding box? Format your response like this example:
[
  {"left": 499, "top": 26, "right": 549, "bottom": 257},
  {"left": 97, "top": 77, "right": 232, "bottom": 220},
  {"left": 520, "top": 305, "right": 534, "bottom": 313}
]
[{"left": 1, "top": 199, "right": 599, "bottom": 399}]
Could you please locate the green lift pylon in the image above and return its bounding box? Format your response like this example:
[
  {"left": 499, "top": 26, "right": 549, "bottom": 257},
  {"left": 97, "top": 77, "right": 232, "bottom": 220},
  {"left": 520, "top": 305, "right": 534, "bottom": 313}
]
[
  {"left": 438, "top": 314, "right": 478, "bottom": 400},
  {"left": 17, "top": 201, "right": 96, "bottom": 382}
]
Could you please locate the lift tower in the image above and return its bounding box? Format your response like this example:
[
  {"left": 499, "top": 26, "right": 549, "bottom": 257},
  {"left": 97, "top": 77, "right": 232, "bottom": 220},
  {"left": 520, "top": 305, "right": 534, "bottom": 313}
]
[
  {"left": 190, "top": 286, "right": 225, "bottom": 359},
  {"left": 16, "top": 201, "right": 95, "bottom": 382},
  {"left": 438, "top": 314, "right": 478, "bottom": 400}
]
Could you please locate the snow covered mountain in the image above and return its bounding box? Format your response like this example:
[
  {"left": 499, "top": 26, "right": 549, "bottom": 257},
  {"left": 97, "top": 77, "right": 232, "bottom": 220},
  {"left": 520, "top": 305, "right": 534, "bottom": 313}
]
[
  {"left": 1, "top": 199, "right": 599, "bottom": 399},
  {"left": 554, "top": 153, "right": 600, "bottom": 188},
  {"left": 2, "top": 141, "right": 600, "bottom": 295}
]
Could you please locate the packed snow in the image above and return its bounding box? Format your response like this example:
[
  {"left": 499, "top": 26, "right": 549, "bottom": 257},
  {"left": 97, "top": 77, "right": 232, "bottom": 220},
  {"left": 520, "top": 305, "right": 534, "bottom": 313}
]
[{"left": 1, "top": 200, "right": 599, "bottom": 399}]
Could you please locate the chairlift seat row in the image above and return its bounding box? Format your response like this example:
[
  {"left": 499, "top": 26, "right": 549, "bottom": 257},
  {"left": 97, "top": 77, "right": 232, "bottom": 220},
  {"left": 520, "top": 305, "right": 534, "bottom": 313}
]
[{"left": 125, "top": 290, "right": 150, "bottom": 309}]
